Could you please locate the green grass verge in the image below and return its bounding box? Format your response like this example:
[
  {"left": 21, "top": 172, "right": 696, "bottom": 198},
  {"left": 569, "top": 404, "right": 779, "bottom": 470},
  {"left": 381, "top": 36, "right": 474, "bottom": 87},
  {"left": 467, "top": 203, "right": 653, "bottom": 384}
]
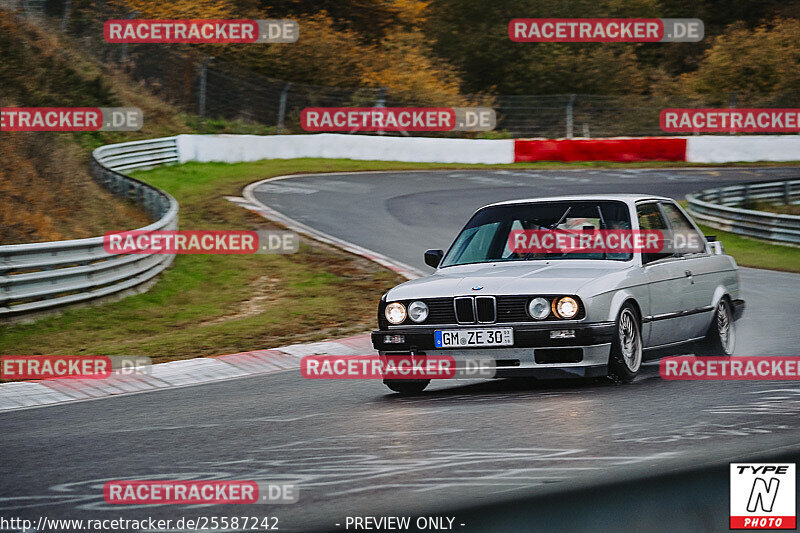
[
  {"left": 676, "top": 199, "right": 800, "bottom": 273},
  {"left": 745, "top": 200, "right": 800, "bottom": 216},
  {"left": 695, "top": 222, "right": 800, "bottom": 273},
  {"left": 2, "top": 159, "right": 799, "bottom": 364}
]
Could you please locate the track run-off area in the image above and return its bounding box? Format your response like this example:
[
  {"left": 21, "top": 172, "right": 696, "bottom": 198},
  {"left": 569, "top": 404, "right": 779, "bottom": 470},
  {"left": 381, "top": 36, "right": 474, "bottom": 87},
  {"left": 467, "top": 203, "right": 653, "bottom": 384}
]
[{"left": 2, "top": 166, "right": 800, "bottom": 532}]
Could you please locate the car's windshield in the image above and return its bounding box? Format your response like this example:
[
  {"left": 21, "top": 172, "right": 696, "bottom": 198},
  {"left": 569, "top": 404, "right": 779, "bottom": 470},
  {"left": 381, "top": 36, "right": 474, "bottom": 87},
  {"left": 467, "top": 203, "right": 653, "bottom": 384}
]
[{"left": 440, "top": 200, "right": 633, "bottom": 267}]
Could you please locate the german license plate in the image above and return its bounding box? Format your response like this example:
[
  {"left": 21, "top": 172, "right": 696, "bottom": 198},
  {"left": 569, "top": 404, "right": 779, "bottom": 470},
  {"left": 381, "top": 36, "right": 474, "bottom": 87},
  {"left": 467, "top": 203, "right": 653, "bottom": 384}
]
[{"left": 434, "top": 328, "right": 513, "bottom": 348}]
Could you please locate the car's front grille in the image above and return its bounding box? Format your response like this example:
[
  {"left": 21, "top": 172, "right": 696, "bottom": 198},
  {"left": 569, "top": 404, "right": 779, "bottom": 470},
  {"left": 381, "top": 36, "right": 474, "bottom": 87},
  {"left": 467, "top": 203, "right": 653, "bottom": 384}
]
[
  {"left": 475, "top": 296, "right": 496, "bottom": 322},
  {"left": 454, "top": 297, "right": 475, "bottom": 323}
]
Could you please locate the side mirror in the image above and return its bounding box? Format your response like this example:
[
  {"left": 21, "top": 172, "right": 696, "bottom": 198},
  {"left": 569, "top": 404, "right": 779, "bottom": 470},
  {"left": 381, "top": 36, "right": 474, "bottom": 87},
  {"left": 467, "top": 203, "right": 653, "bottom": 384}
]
[
  {"left": 424, "top": 249, "right": 444, "bottom": 268},
  {"left": 707, "top": 241, "right": 725, "bottom": 255}
]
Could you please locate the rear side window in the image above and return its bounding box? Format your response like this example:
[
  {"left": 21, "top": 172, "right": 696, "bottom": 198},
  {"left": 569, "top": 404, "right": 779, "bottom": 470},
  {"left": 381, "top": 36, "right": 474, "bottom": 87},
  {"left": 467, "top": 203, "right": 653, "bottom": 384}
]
[
  {"left": 636, "top": 203, "right": 671, "bottom": 263},
  {"left": 660, "top": 202, "right": 693, "bottom": 231},
  {"left": 660, "top": 202, "right": 705, "bottom": 254},
  {"left": 636, "top": 203, "right": 667, "bottom": 230}
]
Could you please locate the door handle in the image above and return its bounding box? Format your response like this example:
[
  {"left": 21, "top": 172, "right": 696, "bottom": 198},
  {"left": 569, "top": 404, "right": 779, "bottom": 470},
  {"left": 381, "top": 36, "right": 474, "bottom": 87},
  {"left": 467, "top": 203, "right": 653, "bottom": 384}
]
[{"left": 685, "top": 270, "right": 692, "bottom": 277}]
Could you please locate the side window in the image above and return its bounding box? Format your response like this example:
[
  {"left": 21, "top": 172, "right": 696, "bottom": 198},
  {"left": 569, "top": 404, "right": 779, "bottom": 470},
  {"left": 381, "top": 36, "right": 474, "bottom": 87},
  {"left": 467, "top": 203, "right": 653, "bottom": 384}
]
[
  {"left": 660, "top": 202, "right": 705, "bottom": 254},
  {"left": 637, "top": 203, "right": 667, "bottom": 230},
  {"left": 636, "top": 203, "right": 672, "bottom": 264}
]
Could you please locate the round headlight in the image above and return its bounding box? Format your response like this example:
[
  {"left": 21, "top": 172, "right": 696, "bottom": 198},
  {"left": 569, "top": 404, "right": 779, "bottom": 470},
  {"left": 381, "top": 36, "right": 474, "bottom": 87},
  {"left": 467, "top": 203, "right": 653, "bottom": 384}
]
[
  {"left": 527, "top": 297, "right": 550, "bottom": 320},
  {"left": 553, "top": 296, "right": 579, "bottom": 319},
  {"left": 408, "top": 301, "right": 429, "bottom": 323},
  {"left": 385, "top": 302, "right": 407, "bottom": 324}
]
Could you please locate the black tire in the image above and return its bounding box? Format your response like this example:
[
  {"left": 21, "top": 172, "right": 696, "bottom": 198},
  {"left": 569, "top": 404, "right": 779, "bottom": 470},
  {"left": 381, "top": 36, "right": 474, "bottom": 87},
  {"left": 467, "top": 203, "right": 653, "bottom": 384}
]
[
  {"left": 695, "top": 298, "right": 736, "bottom": 356},
  {"left": 607, "top": 303, "right": 643, "bottom": 384},
  {"left": 384, "top": 379, "right": 430, "bottom": 394}
]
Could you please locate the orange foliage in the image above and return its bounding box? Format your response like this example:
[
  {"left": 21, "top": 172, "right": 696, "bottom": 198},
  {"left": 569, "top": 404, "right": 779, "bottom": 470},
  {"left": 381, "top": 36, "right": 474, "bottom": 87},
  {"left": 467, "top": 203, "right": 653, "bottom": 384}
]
[
  {"left": 0, "top": 133, "right": 150, "bottom": 245},
  {"left": 110, "top": 0, "right": 237, "bottom": 19}
]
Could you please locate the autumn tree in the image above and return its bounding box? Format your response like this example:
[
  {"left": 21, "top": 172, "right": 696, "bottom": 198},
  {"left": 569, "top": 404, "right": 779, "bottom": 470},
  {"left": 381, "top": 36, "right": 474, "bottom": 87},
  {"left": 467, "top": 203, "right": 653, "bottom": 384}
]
[{"left": 671, "top": 18, "right": 800, "bottom": 106}]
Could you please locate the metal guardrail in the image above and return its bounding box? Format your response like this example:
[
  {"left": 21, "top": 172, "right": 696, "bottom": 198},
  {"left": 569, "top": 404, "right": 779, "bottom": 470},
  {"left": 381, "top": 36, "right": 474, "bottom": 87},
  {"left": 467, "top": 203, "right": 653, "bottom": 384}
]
[
  {"left": 686, "top": 179, "right": 800, "bottom": 245},
  {"left": 0, "top": 137, "right": 180, "bottom": 320}
]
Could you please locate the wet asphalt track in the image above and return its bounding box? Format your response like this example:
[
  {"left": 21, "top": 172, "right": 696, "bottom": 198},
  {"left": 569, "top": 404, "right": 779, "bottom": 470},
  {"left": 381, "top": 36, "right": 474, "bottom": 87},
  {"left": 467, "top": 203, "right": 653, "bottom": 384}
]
[{"left": 2, "top": 167, "right": 800, "bottom": 532}]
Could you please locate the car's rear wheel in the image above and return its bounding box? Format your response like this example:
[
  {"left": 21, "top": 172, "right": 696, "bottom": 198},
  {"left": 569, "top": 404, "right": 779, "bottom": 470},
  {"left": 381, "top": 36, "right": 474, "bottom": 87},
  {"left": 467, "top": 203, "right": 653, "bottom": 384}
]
[
  {"left": 384, "top": 379, "right": 430, "bottom": 394},
  {"left": 608, "top": 303, "right": 642, "bottom": 383},
  {"left": 695, "top": 298, "right": 736, "bottom": 356}
]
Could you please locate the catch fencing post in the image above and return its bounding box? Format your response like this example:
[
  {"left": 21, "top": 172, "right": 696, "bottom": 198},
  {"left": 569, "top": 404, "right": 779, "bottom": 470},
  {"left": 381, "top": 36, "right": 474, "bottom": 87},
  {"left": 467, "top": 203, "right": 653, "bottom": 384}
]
[
  {"left": 198, "top": 57, "right": 212, "bottom": 119},
  {"left": 60, "top": 0, "right": 71, "bottom": 30},
  {"left": 120, "top": 11, "right": 138, "bottom": 62},
  {"left": 376, "top": 87, "right": 387, "bottom": 135},
  {"left": 277, "top": 82, "right": 292, "bottom": 132},
  {"left": 566, "top": 94, "right": 576, "bottom": 138}
]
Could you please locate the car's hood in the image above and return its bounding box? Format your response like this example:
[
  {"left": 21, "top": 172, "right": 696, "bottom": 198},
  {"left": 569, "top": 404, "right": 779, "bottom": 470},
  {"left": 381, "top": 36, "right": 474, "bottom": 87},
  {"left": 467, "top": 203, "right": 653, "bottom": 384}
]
[{"left": 386, "top": 261, "right": 633, "bottom": 300}]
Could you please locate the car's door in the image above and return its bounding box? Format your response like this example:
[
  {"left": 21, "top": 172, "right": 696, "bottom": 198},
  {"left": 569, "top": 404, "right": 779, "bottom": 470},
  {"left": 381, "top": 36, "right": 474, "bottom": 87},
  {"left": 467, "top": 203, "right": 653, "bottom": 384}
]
[
  {"left": 659, "top": 200, "right": 715, "bottom": 339},
  {"left": 636, "top": 201, "right": 687, "bottom": 347}
]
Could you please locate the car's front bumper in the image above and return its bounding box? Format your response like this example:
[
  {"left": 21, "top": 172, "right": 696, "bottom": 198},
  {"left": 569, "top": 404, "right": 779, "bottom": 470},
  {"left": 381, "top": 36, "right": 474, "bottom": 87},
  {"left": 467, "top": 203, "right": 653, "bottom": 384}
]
[{"left": 371, "top": 322, "right": 615, "bottom": 379}]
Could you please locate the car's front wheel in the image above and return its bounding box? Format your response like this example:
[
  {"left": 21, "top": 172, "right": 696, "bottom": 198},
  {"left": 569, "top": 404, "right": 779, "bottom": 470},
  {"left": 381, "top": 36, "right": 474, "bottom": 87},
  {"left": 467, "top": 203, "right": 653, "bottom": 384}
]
[
  {"left": 384, "top": 379, "right": 430, "bottom": 395},
  {"left": 607, "top": 303, "right": 642, "bottom": 383},
  {"left": 695, "top": 298, "right": 736, "bottom": 356}
]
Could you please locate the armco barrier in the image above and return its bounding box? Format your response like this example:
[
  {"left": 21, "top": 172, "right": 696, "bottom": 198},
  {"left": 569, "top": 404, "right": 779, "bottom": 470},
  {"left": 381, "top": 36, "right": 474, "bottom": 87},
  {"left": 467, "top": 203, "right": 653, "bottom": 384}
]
[
  {"left": 176, "top": 134, "right": 800, "bottom": 164},
  {"left": 686, "top": 135, "right": 800, "bottom": 163},
  {"left": 514, "top": 137, "right": 687, "bottom": 162},
  {"left": 175, "top": 133, "right": 515, "bottom": 165},
  {"left": 0, "top": 138, "right": 179, "bottom": 321},
  {"left": 686, "top": 179, "right": 800, "bottom": 245},
  {"left": 514, "top": 135, "right": 800, "bottom": 163}
]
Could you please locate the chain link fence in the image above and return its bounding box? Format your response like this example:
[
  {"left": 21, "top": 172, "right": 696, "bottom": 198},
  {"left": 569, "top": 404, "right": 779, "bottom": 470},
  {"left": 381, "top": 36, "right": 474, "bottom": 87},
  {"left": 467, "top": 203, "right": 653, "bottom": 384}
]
[{"left": 6, "top": 1, "right": 798, "bottom": 138}]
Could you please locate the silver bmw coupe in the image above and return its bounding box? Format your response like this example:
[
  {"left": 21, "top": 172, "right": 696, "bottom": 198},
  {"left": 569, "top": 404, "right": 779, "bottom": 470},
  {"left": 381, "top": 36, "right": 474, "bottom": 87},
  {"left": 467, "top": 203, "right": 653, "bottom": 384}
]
[{"left": 372, "top": 195, "right": 744, "bottom": 394}]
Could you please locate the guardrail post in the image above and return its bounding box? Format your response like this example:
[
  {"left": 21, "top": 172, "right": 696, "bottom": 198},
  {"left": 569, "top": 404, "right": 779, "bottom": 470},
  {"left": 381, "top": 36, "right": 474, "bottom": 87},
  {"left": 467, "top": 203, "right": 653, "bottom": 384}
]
[
  {"left": 743, "top": 184, "right": 750, "bottom": 206},
  {"left": 785, "top": 181, "right": 792, "bottom": 204},
  {"left": 717, "top": 187, "right": 724, "bottom": 205}
]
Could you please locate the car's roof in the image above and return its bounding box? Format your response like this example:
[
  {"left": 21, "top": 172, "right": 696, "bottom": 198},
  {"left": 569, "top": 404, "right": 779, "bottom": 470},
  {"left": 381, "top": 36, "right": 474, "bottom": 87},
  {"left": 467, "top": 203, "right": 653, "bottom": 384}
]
[{"left": 485, "top": 194, "right": 672, "bottom": 208}]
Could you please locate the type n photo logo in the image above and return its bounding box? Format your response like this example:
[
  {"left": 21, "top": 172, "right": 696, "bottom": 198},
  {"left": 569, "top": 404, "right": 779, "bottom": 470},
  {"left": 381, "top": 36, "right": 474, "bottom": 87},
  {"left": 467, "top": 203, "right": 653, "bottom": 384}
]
[{"left": 730, "top": 463, "right": 796, "bottom": 529}]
